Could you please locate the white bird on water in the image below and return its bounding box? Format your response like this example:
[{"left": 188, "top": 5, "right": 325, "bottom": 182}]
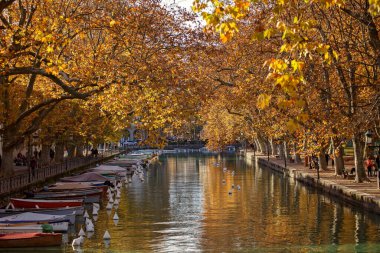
[
  {"left": 237, "top": 185, "right": 241, "bottom": 190},
  {"left": 223, "top": 167, "right": 227, "bottom": 172},
  {"left": 72, "top": 235, "right": 84, "bottom": 247}
]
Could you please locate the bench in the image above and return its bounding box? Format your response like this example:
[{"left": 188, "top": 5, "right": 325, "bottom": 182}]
[{"left": 343, "top": 168, "right": 355, "bottom": 179}]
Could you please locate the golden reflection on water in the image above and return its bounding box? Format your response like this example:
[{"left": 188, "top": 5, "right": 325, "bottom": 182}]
[{"left": 60, "top": 153, "right": 380, "bottom": 253}]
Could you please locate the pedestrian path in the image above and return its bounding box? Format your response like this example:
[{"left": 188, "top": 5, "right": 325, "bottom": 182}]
[{"left": 251, "top": 153, "right": 380, "bottom": 214}]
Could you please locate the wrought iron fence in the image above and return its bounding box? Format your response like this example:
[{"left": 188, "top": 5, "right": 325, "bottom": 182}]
[{"left": 0, "top": 150, "right": 121, "bottom": 196}]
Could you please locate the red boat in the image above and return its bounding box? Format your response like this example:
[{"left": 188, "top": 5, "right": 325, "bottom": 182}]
[
  {"left": 10, "top": 198, "right": 83, "bottom": 209},
  {"left": 0, "top": 232, "right": 62, "bottom": 248}
]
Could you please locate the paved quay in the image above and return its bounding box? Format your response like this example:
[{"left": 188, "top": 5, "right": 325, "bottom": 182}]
[{"left": 252, "top": 154, "right": 380, "bottom": 214}]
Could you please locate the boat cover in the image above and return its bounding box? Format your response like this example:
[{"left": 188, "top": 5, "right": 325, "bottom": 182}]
[
  {"left": 60, "top": 172, "right": 109, "bottom": 182},
  {"left": 0, "top": 212, "right": 67, "bottom": 223}
]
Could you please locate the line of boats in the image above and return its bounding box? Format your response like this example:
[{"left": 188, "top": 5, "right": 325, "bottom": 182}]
[{"left": 0, "top": 150, "right": 158, "bottom": 248}]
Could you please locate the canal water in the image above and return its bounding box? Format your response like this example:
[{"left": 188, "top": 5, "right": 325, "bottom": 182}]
[{"left": 71, "top": 153, "right": 380, "bottom": 253}]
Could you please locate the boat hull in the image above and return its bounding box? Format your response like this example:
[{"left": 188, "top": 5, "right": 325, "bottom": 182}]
[
  {"left": 0, "top": 206, "right": 84, "bottom": 218},
  {"left": 0, "top": 221, "right": 69, "bottom": 233},
  {"left": 0, "top": 232, "right": 62, "bottom": 248},
  {"left": 32, "top": 189, "right": 102, "bottom": 203},
  {"left": 10, "top": 198, "right": 83, "bottom": 209}
]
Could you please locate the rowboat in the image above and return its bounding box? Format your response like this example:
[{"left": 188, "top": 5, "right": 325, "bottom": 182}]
[
  {"left": 0, "top": 221, "right": 69, "bottom": 233},
  {"left": 0, "top": 210, "right": 75, "bottom": 224},
  {"left": 0, "top": 206, "right": 84, "bottom": 218},
  {"left": 31, "top": 188, "right": 102, "bottom": 203},
  {"left": 0, "top": 212, "right": 70, "bottom": 224},
  {"left": 10, "top": 198, "right": 83, "bottom": 209},
  {"left": 0, "top": 232, "right": 62, "bottom": 248},
  {"left": 91, "top": 165, "right": 126, "bottom": 176},
  {"left": 49, "top": 182, "right": 109, "bottom": 194},
  {"left": 60, "top": 172, "right": 110, "bottom": 182}
]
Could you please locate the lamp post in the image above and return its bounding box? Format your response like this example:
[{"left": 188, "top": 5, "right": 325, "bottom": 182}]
[{"left": 267, "top": 137, "right": 270, "bottom": 161}]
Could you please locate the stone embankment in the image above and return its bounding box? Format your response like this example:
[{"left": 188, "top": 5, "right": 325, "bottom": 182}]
[{"left": 253, "top": 154, "right": 380, "bottom": 214}]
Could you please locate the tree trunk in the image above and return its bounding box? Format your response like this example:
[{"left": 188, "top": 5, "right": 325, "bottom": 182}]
[
  {"left": 1, "top": 148, "right": 15, "bottom": 177},
  {"left": 279, "top": 141, "right": 285, "bottom": 159},
  {"left": 284, "top": 141, "right": 290, "bottom": 160},
  {"left": 294, "top": 142, "right": 301, "bottom": 163},
  {"left": 352, "top": 134, "right": 366, "bottom": 183},
  {"left": 271, "top": 140, "right": 278, "bottom": 156},
  {"left": 67, "top": 144, "right": 75, "bottom": 158},
  {"left": 334, "top": 145, "right": 345, "bottom": 176},
  {"left": 54, "top": 142, "right": 65, "bottom": 163},
  {"left": 318, "top": 151, "right": 328, "bottom": 170},
  {"left": 256, "top": 137, "right": 265, "bottom": 154},
  {"left": 40, "top": 144, "right": 51, "bottom": 165},
  {"left": 76, "top": 145, "right": 84, "bottom": 157}
]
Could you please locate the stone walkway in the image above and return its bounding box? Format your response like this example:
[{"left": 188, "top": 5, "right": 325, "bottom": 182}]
[{"left": 249, "top": 152, "right": 380, "bottom": 213}]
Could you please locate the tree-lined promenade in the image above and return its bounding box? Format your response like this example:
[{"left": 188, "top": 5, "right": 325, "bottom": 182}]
[{"left": 1, "top": 0, "right": 380, "bottom": 187}]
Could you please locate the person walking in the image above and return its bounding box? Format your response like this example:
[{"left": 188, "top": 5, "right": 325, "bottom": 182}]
[
  {"left": 366, "top": 157, "right": 374, "bottom": 177},
  {"left": 30, "top": 157, "right": 37, "bottom": 178}
]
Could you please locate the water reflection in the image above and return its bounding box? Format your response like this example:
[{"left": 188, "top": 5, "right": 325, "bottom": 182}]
[{"left": 3, "top": 153, "right": 380, "bottom": 253}]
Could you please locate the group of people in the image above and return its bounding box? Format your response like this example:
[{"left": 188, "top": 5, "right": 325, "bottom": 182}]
[
  {"left": 90, "top": 148, "right": 99, "bottom": 158},
  {"left": 13, "top": 151, "right": 39, "bottom": 177},
  {"left": 365, "top": 155, "right": 380, "bottom": 177},
  {"left": 14, "top": 152, "right": 28, "bottom": 166}
]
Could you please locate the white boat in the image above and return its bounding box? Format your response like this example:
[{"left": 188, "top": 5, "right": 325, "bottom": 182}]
[
  {"left": 0, "top": 221, "right": 69, "bottom": 233},
  {"left": 0, "top": 212, "right": 70, "bottom": 224},
  {"left": 0, "top": 206, "right": 84, "bottom": 217},
  {"left": 0, "top": 210, "right": 76, "bottom": 224},
  {"left": 91, "top": 165, "right": 126, "bottom": 176}
]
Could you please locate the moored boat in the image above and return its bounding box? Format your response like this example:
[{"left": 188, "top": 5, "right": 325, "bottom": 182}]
[
  {"left": 49, "top": 182, "right": 108, "bottom": 194},
  {"left": 60, "top": 172, "right": 110, "bottom": 182},
  {"left": 10, "top": 198, "right": 83, "bottom": 209},
  {"left": 0, "top": 212, "right": 70, "bottom": 224},
  {"left": 0, "top": 210, "right": 76, "bottom": 224},
  {"left": 0, "top": 232, "right": 62, "bottom": 247},
  {"left": 0, "top": 206, "right": 84, "bottom": 218},
  {"left": 0, "top": 221, "right": 69, "bottom": 233},
  {"left": 91, "top": 165, "right": 126, "bottom": 176},
  {"left": 31, "top": 188, "right": 102, "bottom": 203}
]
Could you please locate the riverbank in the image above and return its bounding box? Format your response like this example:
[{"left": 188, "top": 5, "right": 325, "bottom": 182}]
[{"left": 252, "top": 153, "right": 380, "bottom": 214}]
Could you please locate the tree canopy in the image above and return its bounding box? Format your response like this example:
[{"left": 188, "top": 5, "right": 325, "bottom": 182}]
[{"left": 0, "top": 0, "right": 379, "bottom": 183}]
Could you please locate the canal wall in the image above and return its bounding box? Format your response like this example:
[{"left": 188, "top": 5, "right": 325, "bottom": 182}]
[{"left": 256, "top": 156, "right": 380, "bottom": 214}]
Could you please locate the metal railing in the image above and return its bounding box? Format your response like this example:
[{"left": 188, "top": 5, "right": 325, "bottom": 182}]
[{"left": 0, "top": 150, "right": 121, "bottom": 196}]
